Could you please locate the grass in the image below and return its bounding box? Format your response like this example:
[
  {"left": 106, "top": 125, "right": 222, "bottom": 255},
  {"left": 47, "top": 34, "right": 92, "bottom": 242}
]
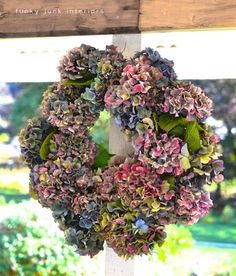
[
  {"left": 0, "top": 168, "right": 29, "bottom": 194},
  {"left": 0, "top": 192, "right": 30, "bottom": 204},
  {"left": 188, "top": 211, "right": 236, "bottom": 244},
  {"left": 0, "top": 168, "right": 30, "bottom": 204},
  {"left": 189, "top": 222, "right": 236, "bottom": 244}
]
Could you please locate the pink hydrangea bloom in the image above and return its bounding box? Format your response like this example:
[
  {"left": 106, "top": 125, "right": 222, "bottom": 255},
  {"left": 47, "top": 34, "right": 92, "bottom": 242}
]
[
  {"left": 162, "top": 82, "right": 213, "bottom": 121},
  {"left": 175, "top": 185, "right": 213, "bottom": 225},
  {"left": 133, "top": 130, "right": 184, "bottom": 176}
]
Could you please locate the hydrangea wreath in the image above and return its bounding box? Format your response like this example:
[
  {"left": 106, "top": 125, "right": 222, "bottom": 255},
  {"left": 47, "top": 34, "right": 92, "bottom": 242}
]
[{"left": 19, "top": 44, "right": 224, "bottom": 258}]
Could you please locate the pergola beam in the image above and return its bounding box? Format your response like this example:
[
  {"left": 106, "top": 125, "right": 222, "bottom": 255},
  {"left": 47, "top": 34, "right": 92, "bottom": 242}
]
[
  {"left": 0, "top": 0, "right": 236, "bottom": 37},
  {"left": 0, "top": 0, "right": 139, "bottom": 37},
  {"left": 140, "top": 0, "right": 236, "bottom": 31},
  {"left": 1, "top": 30, "right": 236, "bottom": 82}
]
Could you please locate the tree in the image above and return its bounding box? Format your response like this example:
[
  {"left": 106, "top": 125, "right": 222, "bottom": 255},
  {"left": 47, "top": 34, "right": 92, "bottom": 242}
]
[
  {"left": 192, "top": 80, "right": 236, "bottom": 214},
  {"left": 193, "top": 79, "right": 236, "bottom": 134},
  {"left": 10, "top": 83, "right": 52, "bottom": 136},
  {"left": 193, "top": 79, "right": 236, "bottom": 180}
]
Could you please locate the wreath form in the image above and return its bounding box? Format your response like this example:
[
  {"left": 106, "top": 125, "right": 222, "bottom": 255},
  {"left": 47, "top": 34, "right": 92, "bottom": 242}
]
[{"left": 19, "top": 45, "right": 224, "bottom": 258}]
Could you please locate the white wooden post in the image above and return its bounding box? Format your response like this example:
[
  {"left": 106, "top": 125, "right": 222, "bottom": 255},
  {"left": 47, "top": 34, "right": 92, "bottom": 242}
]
[{"left": 105, "top": 34, "right": 141, "bottom": 276}]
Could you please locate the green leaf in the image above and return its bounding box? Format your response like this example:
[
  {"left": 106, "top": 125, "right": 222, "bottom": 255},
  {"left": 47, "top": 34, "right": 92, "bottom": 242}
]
[
  {"left": 39, "top": 131, "right": 56, "bottom": 161},
  {"left": 107, "top": 201, "right": 123, "bottom": 213},
  {"left": 62, "top": 78, "right": 94, "bottom": 87},
  {"left": 124, "top": 212, "right": 135, "bottom": 221},
  {"left": 151, "top": 201, "right": 160, "bottom": 212},
  {"left": 93, "top": 144, "right": 114, "bottom": 169},
  {"left": 136, "top": 122, "right": 149, "bottom": 134},
  {"left": 153, "top": 113, "right": 159, "bottom": 134},
  {"left": 161, "top": 175, "right": 175, "bottom": 188},
  {"left": 185, "top": 121, "right": 201, "bottom": 152},
  {"left": 196, "top": 122, "right": 204, "bottom": 131},
  {"left": 169, "top": 126, "right": 185, "bottom": 138},
  {"left": 101, "top": 214, "right": 107, "bottom": 228},
  {"left": 179, "top": 144, "right": 191, "bottom": 170},
  {"left": 158, "top": 114, "right": 187, "bottom": 133},
  {"left": 193, "top": 167, "right": 209, "bottom": 176},
  {"left": 162, "top": 182, "right": 170, "bottom": 193},
  {"left": 142, "top": 117, "right": 154, "bottom": 129}
]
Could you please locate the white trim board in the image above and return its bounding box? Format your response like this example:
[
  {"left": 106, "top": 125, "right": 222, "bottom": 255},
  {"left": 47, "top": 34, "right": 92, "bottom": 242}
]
[{"left": 1, "top": 30, "right": 236, "bottom": 82}]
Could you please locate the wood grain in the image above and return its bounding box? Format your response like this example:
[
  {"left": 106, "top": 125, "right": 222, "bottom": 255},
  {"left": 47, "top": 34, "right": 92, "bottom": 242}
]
[
  {"left": 0, "top": 0, "right": 139, "bottom": 37},
  {"left": 140, "top": 0, "right": 236, "bottom": 30},
  {"left": 1, "top": 0, "right": 236, "bottom": 37}
]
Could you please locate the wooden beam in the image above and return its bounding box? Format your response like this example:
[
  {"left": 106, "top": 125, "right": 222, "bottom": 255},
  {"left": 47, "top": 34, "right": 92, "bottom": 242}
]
[
  {"left": 140, "top": 0, "right": 236, "bottom": 31},
  {"left": 0, "top": 0, "right": 139, "bottom": 37},
  {"left": 1, "top": 1, "right": 236, "bottom": 37}
]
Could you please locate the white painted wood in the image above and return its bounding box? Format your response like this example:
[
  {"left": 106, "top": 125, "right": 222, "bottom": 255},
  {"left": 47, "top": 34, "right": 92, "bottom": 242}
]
[
  {"left": 112, "top": 33, "right": 142, "bottom": 59},
  {"left": 1, "top": 30, "right": 236, "bottom": 82},
  {"left": 0, "top": 35, "right": 112, "bottom": 82},
  {"left": 109, "top": 117, "right": 133, "bottom": 156},
  {"left": 105, "top": 247, "right": 135, "bottom": 276},
  {"left": 141, "top": 30, "right": 236, "bottom": 80},
  {"left": 104, "top": 33, "right": 141, "bottom": 276}
]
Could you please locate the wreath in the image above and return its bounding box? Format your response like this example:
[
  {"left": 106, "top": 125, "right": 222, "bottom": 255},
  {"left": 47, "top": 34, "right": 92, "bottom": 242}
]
[{"left": 19, "top": 44, "right": 224, "bottom": 258}]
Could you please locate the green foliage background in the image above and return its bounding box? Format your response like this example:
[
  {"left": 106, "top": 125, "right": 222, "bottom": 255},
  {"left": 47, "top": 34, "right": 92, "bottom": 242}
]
[
  {"left": 0, "top": 200, "right": 80, "bottom": 275},
  {"left": 10, "top": 83, "right": 51, "bottom": 136},
  {"left": 150, "top": 225, "right": 194, "bottom": 263}
]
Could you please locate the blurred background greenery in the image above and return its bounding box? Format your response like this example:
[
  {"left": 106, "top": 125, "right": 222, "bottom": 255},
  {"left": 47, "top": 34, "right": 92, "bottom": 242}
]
[{"left": 0, "top": 80, "right": 236, "bottom": 275}]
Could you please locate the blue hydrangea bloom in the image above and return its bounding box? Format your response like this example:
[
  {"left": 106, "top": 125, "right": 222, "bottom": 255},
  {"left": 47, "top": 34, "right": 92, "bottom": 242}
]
[{"left": 134, "top": 219, "right": 149, "bottom": 233}]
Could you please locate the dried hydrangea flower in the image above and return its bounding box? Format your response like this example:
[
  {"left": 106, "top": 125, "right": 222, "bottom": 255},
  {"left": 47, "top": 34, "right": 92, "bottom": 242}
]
[
  {"left": 161, "top": 81, "right": 213, "bottom": 121},
  {"left": 58, "top": 44, "right": 101, "bottom": 80},
  {"left": 32, "top": 159, "right": 77, "bottom": 208},
  {"left": 190, "top": 124, "right": 224, "bottom": 185},
  {"left": 105, "top": 64, "right": 167, "bottom": 133},
  {"left": 98, "top": 45, "right": 126, "bottom": 82},
  {"left": 52, "top": 205, "right": 104, "bottom": 257},
  {"left": 32, "top": 132, "right": 98, "bottom": 207},
  {"left": 65, "top": 226, "right": 104, "bottom": 257},
  {"left": 58, "top": 44, "right": 126, "bottom": 111},
  {"left": 19, "top": 44, "right": 224, "bottom": 258},
  {"left": 48, "top": 133, "right": 98, "bottom": 165},
  {"left": 41, "top": 83, "right": 100, "bottom": 135},
  {"left": 89, "top": 45, "right": 126, "bottom": 110},
  {"left": 133, "top": 47, "right": 177, "bottom": 81},
  {"left": 175, "top": 185, "right": 213, "bottom": 225},
  {"left": 133, "top": 130, "right": 184, "bottom": 176},
  {"left": 19, "top": 117, "right": 53, "bottom": 165},
  {"left": 98, "top": 209, "right": 166, "bottom": 257},
  {"left": 94, "top": 160, "right": 177, "bottom": 257},
  {"left": 119, "top": 63, "right": 164, "bottom": 97}
]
